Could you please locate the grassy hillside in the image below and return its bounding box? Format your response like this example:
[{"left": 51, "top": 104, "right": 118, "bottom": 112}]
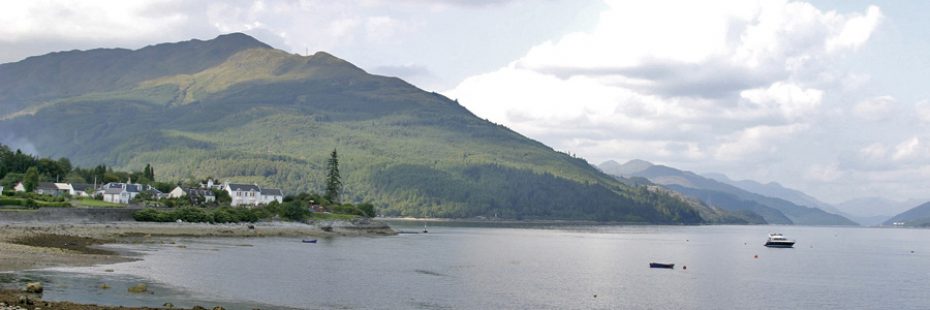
[{"left": 0, "top": 34, "right": 718, "bottom": 223}]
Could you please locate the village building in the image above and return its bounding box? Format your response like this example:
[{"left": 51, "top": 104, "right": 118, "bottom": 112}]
[
  {"left": 69, "top": 183, "right": 96, "bottom": 197},
  {"left": 168, "top": 186, "right": 216, "bottom": 204},
  {"left": 99, "top": 182, "right": 144, "bottom": 204},
  {"left": 224, "top": 183, "right": 284, "bottom": 207},
  {"left": 35, "top": 183, "right": 71, "bottom": 196}
]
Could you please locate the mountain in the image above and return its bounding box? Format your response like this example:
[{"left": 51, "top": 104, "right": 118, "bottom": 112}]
[
  {"left": 834, "top": 197, "right": 922, "bottom": 225},
  {"left": 884, "top": 201, "right": 930, "bottom": 227},
  {"left": 598, "top": 159, "right": 653, "bottom": 177},
  {"left": 598, "top": 160, "right": 857, "bottom": 226},
  {"left": 0, "top": 33, "right": 717, "bottom": 223}
]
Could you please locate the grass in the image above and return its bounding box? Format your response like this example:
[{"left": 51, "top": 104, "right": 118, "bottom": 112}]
[
  {"left": 310, "top": 213, "right": 358, "bottom": 221},
  {"left": 72, "top": 198, "right": 124, "bottom": 208}
]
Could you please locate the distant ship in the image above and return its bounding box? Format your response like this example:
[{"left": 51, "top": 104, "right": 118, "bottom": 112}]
[{"left": 764, "top": 233, "right": 795, "bottom": 248}]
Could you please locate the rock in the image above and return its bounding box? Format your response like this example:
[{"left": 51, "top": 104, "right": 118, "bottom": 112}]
[
  {"left": 163, "top": 302, "right": 175, "bottom": 308},
  {"left": 127, "top": 283, "right": 147, "bottom": 293},
  {"left": 213, "top": 307, "right": 226, "bottom": 310},
  {"left": 99, "top": 283, "right": 110, "bottom": 289},
  {"left": 25, "top": 282, "right": 43, "bottom": 293},
  {"left": 18, "top": 295, "right": 33, "bottom": 305},
  {"left": 104, "top": 269, "right": 114, "bottom": 272},
  {"left": 192, "top": 306, "right": 207, "bottom": 310}
]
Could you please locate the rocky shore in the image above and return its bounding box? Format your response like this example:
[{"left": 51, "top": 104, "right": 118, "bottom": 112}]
[{"left": 0, "top": 220, "right": 395, "bottom": 272}]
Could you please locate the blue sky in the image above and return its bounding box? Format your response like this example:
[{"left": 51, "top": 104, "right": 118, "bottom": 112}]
[{"left": 1, "top": 0, "right": 928, "bottom": 206}]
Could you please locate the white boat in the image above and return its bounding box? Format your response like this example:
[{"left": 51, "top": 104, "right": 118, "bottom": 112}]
[{"left": 764, "top": 233, "right": 795, "bottom": 248}]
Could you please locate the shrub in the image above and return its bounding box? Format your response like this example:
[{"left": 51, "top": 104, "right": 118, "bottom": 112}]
[{"left": 133, "top": 208, "right": 161, "bottom": 222}]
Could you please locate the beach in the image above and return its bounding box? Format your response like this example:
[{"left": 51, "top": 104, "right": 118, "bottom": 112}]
[{"left": 0, "top": 220, "right": 395, "bottom": 273}]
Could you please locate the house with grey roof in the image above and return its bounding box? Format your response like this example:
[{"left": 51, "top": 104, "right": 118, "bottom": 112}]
[
  {"left": 224, "top": 183, "right": 284, "bottom": 207},
  {"left": 99, "top": 182, "right": 144, "bottom": 204},
  {"left": 168, "top": 186, "right": 216, "bottom": 204},
  {"left": 69, "top": 183, "right": 96, "bottom": 197},
  {"left": 259, "top": 188, "right": 284, "bottom": 205}
]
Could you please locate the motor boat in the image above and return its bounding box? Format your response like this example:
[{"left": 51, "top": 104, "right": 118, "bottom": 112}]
[{"left": 764, "top": 233, "right": 795, "bottom": 248}]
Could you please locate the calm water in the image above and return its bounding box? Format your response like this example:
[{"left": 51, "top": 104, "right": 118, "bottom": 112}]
[{"left": 23, "top": 223, "right": 930, "bottom": 309}]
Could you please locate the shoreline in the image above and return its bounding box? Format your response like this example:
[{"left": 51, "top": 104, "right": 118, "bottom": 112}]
[{"left": 0, "top": 220, "right": 395, "bottom": 273}]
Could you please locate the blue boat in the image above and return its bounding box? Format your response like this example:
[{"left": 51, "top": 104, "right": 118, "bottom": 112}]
[
  {"left": 649, "top": 262, "right": 675, "bottom": 269},
  {"left": 302, "top": 239, "right": 318, "bottom": 243}
]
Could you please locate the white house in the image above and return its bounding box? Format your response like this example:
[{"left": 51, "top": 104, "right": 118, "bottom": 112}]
[
  {"left": 99, "top": 182, "right": 144, "bottom": 204},
  {"left": 259, "top": 188, "right": 284, "bottom": 205},
  {"left": 0, "top": 185, "right": 4, "bottom": 192},
  {"left": 69, "top": 183, "right": 95, "bottom": 197},
  {"left": 224, "top": 183, "right": 284, "bottom": 207},
  {"left": 225, "top": 183, "right": 261, "bottom": 206},
  {"left": 13, "top": 182, "right": 25, "bottom": 192}
]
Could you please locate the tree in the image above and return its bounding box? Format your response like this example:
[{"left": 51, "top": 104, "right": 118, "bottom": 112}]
[
  {"left": 143, "top": 164, "right": 155, "bottom": 182},
  {"left": 23, "top": 167, "right": 39, "bottom": 192},
  {"left": 324, "top": 148, "right": 342, "bottom": 203}
]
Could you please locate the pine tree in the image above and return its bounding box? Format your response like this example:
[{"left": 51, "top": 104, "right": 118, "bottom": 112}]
[
  {"left": 143, "top": 164, "right": 155, "bottom": 181},
  {"left": 324, "top": 149, "right": 342, "bottom": 203}
]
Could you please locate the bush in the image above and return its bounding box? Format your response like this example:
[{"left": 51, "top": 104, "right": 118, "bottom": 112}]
[
  {"left": 173, "top": 207, "right": 212, "bottom": 223},
  {"left": 133, "top": 208, "right": 161, "bottom": 222},
  {"left": 0, "top": 197, "right": 24, "bottom": 206},
  {"left": 282, "top": 202, "right": 309, "bottom": 221}
]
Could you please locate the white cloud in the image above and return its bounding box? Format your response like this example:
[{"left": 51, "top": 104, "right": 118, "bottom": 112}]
[
  {"left": 805, "top": 162, "right": 844, "bottom": 182},
  {"left": 852, "top": 95, "right": 896, "bottom": 121},
  {"left": 739, "top": 81, "right": 823, "bottom": 120},
  {"left": 892, "top": 137, "right": 921, "bottom": 161},
  {"left": 713, "top": 124, "right": 809, "bottom": 161},
  {"left": 0, "top": 0, "right": 191, "bottom": 42},
  {"left": 447, "top": 0, "right": 882, "bottom": 167},
  {"left": 915, "top": 100, "right": 930, "bottom": 123}
]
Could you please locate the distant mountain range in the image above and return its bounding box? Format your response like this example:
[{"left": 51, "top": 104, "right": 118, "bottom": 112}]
[
  {"left": 598, "top": 160, "right": 857, "bottom": 226},
  {"left": 884, "top": 201, "right": 930, "bottom": 227},
  {"left": 0, "top": 33, "right": 730, "bottom": 223}
]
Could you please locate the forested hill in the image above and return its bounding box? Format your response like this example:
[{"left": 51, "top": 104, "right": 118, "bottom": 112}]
[{"left": 0, "top": 33, "right": 732, "bottom": 223}]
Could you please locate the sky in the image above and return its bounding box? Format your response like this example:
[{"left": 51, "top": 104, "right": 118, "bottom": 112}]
[{"left": 1, "top": 0, "right": 928, "bottom": 204}]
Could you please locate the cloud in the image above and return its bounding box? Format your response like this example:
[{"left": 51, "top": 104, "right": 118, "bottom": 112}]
[
  {"left": 852, "top": 95, "right": 896, "bottom": 121},
  {"left": 447, "top": 0, "right": 882, "bottom": 164}
]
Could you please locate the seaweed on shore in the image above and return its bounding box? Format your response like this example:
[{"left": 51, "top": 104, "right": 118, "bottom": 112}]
[{"left": 10, "top": 234, "right": 116, "bottom": 256}]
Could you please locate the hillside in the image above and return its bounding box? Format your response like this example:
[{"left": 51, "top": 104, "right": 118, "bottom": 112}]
[
  {"left": 0, "top": 33, "right": 717, "bottom": 223},
  {"left": 883, "top": 201, "right": 930, "bottom": 227},
  {"left": 598, "top": 160, "right": 857, "bottom": 226}
]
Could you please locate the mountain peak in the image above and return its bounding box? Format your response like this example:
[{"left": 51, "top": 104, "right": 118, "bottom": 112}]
[
  {"left": 208, "top": 32, "right": 272, "bottom": 50},
  {"left": 598, "top": 159, "right": 654, "bottom": 177}
]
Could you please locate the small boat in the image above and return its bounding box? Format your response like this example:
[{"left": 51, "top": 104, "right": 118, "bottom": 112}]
[
  {"left": 649, "top": 262, "right": 675, "bottom": 269},
  {"left": 301, "top": 239, "right": 318, "bottom": 243},
  {"left": 764, "top": 233, "right": 795, "bottom": 248}
]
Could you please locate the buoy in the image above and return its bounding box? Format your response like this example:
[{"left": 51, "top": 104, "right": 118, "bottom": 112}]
[
  {"left": 754, "top": 255, "right": 758, "bottom": 259},
  {"left": 593, "top": 294, "right": 597, "bottom": 298},
  {"left": 683, "top": 265, "right": 687, "bottom": 270}
]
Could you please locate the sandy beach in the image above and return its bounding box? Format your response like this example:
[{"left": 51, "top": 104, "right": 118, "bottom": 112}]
[{"left": 0, "top": 220, "right": 395, "bottom": 273}]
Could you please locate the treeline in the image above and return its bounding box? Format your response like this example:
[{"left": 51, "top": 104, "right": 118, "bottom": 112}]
[{"left": 0, "top": 143, "right": 158, "bottom": 189}]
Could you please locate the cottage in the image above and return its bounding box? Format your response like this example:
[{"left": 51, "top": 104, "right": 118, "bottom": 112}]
[
  {"left": 36, "top": 183, "right": 70, "bottom": 196},
  {"left": 168, "top": 186, "right": 216, "bottom": 204},
  {"left": 225, "top": 183, "right": 261, "bottom": 206},
  {"left": 0, "top": 185, "right": 4, "bottom": 192},
  {"left": 69, "top": 183, "right": 96, "bottom": 197},
  {"left": 99, "top": 183, "right": 144, "bottom": 204},
  {"left": 13, "top": 182, "right": 24, "bottom": 192},
  {"left": 259, "top": 188, "right": 284, "bottom": 205}
]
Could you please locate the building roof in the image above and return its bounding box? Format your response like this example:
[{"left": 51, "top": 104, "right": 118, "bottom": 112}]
[
  {"left": 70, "top": 183, "right": 95, "bottom": 191},
  {"left": 260, "top": 188, "right": 284, "bottom": 196},
  {"left": 184, "top": 188, "right": 215, "bottom": 197},
  {"left": 37, "top": 182, "right": 58, "bottom": 190},
  {"left": 227, "top": 183, "right": 260, "bottom": 192}
]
